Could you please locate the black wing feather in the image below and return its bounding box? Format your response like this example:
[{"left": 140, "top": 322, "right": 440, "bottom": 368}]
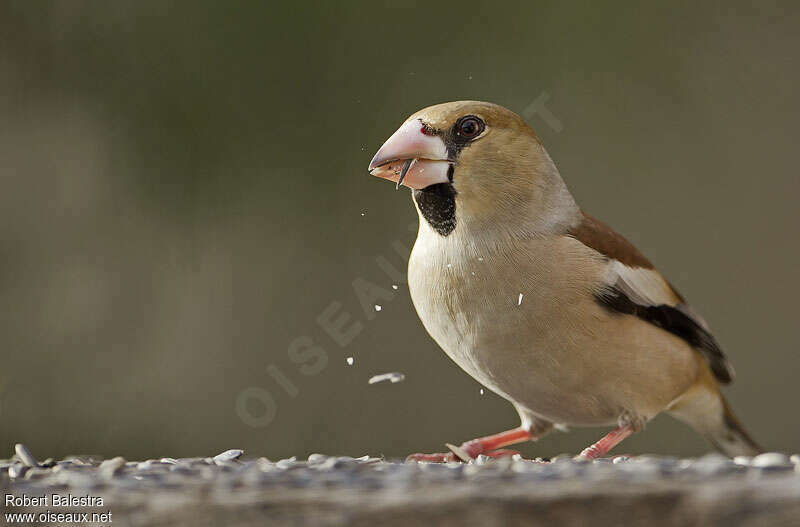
[{"left": 596, "top": 286, "right": 734, "bottom": 384}]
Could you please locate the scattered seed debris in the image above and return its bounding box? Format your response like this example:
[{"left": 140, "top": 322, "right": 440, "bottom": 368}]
[
  {"left": 15, "top": 444, "right": 38, "bottom": 468},
  {"left": 99, "top": 456, "right": 126, "bottom": 477},
  {"left": 346, "top": 357, "right": 354, "bottom": 366},
  {"left": 480, "top": 389, "right": 485, "bottom": 395},
  {"left": 392, "top": 285, "right": 398, "bottom": 290},
  {"left": 368, "top": 372, "right": 405, "bottom": 384},
  {"left": 518, "top": 293, "right": 523, "bottom": 306},
  {"left": 213, "top": 449, "right": 244, "bottom": 463},
  {"left": 3, "top": 445, "right": 800, "bottom": 502},
  {"left": 446, "top": 443, "right": 471, "bottom": 462},
  {"left": 752, "top": 452, "right": 791, "bottom": 468},
  {"left": 374, "top": 305, "right": 382, "bottom": 312}
]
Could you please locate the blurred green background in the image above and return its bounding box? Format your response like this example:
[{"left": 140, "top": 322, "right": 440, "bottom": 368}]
[{"left": 0, "top": 1, "right": 797, "bottom": 461}]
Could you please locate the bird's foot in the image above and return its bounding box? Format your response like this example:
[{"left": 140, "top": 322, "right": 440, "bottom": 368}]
[
  {"left": 405, "top": 447, "right": 521, "bottom": 463},
  {"left": 481, "top": 448, "right": 522, "bottom": 459},
  {"left": 405, "top": 451, "right": 455, "bottom": 463},
  {"left": 406, "top": 427, "right": 532, "bottom": 463},
  {"left": 405, "top": 440, "right": 494, "bottom": 463}
]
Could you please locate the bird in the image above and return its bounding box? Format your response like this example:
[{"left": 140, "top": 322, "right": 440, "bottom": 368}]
[{"left": 367, "top": 100, "right": 762, "bottom": 462}]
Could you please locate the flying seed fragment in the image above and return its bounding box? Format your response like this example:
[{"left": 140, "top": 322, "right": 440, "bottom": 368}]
[{"left": 368, "top": 372, "right": 405, "bottom": 384}]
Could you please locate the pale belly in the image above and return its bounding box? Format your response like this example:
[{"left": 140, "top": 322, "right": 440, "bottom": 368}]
[{"left": 408, "top": 233, "right": 698, "bottom": 427}]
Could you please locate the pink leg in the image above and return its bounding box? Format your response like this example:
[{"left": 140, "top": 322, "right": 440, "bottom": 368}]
[
  {"left": 407, "top": 427, "right": 532, "bottom": 462},
  {"left": 578, "top": 426, "right": 635, "bottom": 459}
]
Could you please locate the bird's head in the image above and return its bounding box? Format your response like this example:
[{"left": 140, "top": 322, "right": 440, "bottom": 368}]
[{"left": 368, "top": 101, "right": 577, "bottom": 237}]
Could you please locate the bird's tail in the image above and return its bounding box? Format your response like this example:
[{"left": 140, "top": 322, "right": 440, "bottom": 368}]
[{"left": 668, "top": 367, "right": 762, "bottom": 457}]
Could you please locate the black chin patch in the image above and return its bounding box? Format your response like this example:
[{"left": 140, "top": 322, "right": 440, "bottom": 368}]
[{"left": 413, "top": 183, "right": 457, "bottom": 236}]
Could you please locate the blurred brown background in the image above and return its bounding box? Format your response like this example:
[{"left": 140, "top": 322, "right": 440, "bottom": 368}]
[{"left": 0, "top": 1, "right": 797, "bottom": 461}]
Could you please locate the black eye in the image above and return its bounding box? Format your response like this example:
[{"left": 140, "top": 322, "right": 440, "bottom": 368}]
[{"left": 456, "top": 116, "right": 484, "bottom": 140}]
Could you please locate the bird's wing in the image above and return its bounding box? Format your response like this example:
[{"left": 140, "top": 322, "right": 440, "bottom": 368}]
[{"left": 568, "top": 212, "right": 734, "bottom": 384}]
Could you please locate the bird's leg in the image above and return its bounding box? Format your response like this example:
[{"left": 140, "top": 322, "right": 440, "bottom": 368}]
[
  {"left": 454, "top": 427, "right": 532, "bottom": 459},
  {"left": 577, "top": 425, "right": 635, "bottom": 460},
  {"left": 407, "top": 427, "right": 532, "bottom": 462}
]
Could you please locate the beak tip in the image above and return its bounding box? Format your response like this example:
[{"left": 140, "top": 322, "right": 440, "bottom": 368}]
[{"left": 367, "top": 152, "right": 383, "bottom": 172}]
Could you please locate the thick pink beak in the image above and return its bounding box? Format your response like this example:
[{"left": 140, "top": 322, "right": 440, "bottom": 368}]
[{"left": 368, "top": 119, "right": 451, "bottom": 190}]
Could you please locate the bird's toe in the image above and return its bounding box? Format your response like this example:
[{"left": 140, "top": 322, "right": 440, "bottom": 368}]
[{"left": 405, "top": 452, "right": 455, "bottom": 463}]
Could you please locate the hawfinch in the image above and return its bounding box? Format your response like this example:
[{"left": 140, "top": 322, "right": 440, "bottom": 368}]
[{"left": 368, "top": 101, "right": 761, "bottom": 461}]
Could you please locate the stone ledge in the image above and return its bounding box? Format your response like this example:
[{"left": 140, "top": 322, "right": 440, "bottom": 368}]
[{"left": 3, "top": 448, "right": 799, "bottom": 526}]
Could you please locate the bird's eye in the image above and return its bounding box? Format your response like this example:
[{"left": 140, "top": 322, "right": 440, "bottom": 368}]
[{"left": 456, "top": 116, "right": 484, "bottom": 140}]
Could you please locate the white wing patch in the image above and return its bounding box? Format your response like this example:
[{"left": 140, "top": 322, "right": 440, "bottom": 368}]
[
  {"left": 604, "top": 260, "right": 680, "bottom": 307},
  {"left": 604, "top": 260, "right": 711, "bottom": 331}
]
